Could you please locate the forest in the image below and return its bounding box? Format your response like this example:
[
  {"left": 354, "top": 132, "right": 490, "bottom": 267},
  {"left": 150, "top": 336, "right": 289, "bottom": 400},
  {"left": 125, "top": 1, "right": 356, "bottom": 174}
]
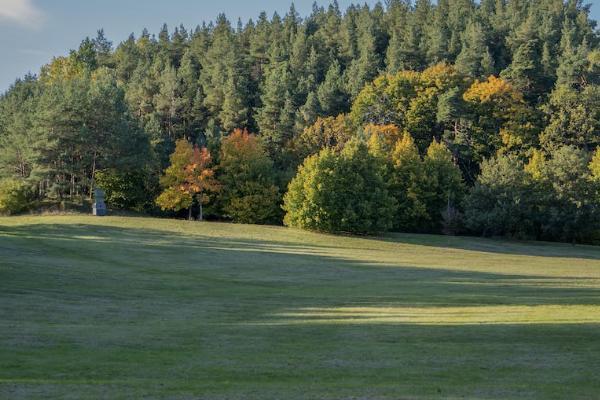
[{"left": 0, "top": 0, "right": 599, "bottom": 243}]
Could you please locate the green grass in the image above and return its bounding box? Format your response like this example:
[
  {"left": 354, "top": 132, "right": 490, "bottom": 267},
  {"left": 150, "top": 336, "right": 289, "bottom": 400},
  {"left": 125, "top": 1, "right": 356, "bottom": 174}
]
[{"left": 1, "top": 215, "right": 600, "bottom": 399}]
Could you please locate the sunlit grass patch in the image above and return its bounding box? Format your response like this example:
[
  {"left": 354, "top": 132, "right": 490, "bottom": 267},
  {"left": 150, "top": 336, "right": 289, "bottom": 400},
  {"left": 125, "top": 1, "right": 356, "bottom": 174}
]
[
  {"left": 1, "top": 215, "right": 600, "bottom": 399},
  {"left": 266, "top": 305, "right": 600, "bottom": 325}
]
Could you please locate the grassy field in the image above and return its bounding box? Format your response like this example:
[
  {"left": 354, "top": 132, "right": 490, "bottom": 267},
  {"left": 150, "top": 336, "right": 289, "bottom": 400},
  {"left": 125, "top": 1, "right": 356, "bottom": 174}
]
[{"left": 1, "top": 216, "right": 600, "bottom": 399}]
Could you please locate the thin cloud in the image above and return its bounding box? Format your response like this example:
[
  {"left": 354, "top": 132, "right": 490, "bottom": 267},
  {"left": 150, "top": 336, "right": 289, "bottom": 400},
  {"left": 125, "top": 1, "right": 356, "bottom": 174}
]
[{"left": 0, "top": 0, "right": 44, "bottom": 28}]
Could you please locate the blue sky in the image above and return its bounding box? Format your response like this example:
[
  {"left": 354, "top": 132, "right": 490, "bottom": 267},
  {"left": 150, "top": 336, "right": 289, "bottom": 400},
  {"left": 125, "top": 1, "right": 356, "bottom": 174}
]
[{"left": 0, "top": 0, "right": 599, "bottom": 94}]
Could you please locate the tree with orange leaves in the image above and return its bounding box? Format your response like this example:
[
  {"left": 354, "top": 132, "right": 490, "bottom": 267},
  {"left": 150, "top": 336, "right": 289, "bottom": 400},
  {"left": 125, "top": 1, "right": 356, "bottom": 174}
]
[{"left": 156, "top": 139, "right": 220, "bottom": 221}]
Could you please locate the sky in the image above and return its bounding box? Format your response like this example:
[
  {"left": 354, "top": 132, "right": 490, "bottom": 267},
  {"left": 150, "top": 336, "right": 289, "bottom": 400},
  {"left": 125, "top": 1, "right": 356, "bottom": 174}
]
[{"left": 0, "top": 0, "right": 599, "bottom": 94}]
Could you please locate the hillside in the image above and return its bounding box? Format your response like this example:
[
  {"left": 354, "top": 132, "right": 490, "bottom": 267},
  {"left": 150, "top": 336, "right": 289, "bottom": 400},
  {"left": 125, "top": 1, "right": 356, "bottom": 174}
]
[
  {"left": 1, "top": 216, "right": 600, "bottom": 399},
  {"left": 1, "top": 0, "right": 599, "bottom": 243}
]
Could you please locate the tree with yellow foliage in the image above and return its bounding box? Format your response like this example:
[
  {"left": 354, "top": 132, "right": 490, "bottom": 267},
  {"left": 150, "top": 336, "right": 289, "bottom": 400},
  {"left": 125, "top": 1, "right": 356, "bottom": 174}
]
[{"left": 463, "top": 76, "right": 539, "bottom": 159}]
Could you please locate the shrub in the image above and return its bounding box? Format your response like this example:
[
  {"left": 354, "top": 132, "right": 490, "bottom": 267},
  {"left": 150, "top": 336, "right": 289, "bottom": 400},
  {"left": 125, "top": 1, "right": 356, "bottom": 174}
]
[
  {"left": 283, "top": 139, "right": 396, "bottom": 234},
  {"left": 0, "top": 179, "right": 31, "bottom": 215},
  {"left": 95, "top": 169, "right": 158, "bottom": 211}
]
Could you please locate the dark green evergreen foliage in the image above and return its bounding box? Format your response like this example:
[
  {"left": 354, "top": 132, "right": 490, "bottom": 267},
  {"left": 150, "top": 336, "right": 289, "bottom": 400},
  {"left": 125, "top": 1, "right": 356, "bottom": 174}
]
[
  {"left": 283, "top": 139, "right": 396, "bottom": 234},
  {"left": 1, "top": 68, "right": 151, "bottom": 202},
  {"left": 500, "top": 14, "right": 545, "bottom": 98},
  {"left": 455, "top": 20, "right": 495, "bottom": 78},
  {"left": 465, "top": 155, "right": 539, "bottom": 238},
  {"left": 256, "top": 61, "right": 295, "bottom": 156},
  {"left": 317, "top": 60, "right": 349, "bottom": 116},
  {"left": 0, "top": 76, "right": 40, "bottom": 181},
  {"left": 344, "top": 6, "right": 384, "bottom": 98},
  {"left": 0, "top": 0, "right": 598, "bottom": 242}
]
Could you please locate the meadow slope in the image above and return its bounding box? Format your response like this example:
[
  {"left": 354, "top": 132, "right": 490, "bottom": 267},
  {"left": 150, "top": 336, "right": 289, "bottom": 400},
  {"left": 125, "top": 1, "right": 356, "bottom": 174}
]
[{"left": 1, "top": 216, "right": 600, "bottom": 399}]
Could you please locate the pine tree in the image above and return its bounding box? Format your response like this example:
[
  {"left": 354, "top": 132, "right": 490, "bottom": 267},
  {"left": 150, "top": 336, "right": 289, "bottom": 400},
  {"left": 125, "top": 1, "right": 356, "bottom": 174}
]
[
  {"left": 426, "top": 0, "right": 450, "bottom": 64},
  {"left": 219, "top": 74, "right": 248, "bottom": 133},
  {"left": 154, "top": 63, "right": 185, "bottom": 140},
  {"left": 345, "top": 10, "right": 382, "bottom": 98},
  {"left": 199, "top": 15, "right": 234, "bottom": 122},
  {"left": 92, "top": 29, "right": 113, "bottom": 68},
  {"left": 317, "top": 60, "right": 348, "bottom": 116},
  {"left": 500, "top": 14, "right": 544, "bottom": 98},
  {"left": 455, "top": 20, "right": 494, "bottom": 77},
  {"left": 256, "top": 61, "right": 295, "bottom": 155},
  {"left": 296, "top": 91, "right": 320, "bottom": 133}
]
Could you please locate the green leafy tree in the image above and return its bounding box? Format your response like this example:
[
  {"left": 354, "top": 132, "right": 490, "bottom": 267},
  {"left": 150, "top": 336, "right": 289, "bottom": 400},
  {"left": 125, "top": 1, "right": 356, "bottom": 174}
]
[
  {"left": 465, "top": 155, "right": 538, "bottom": 238},
  {"left": 389, "top": 133, "right": 428, "bottom": 231},
  {"left": 283, "top": 138, "right": 396, "bottom": 234},
  {"left": 95, "top": 168, "right": 158, "bottom": 212},
  {"left": 533, "top": 146, "right": 599, "bottom": 243},
  {"left": 590, "top": 147, "right": 600, "bottom": 181},
  {"left": 218, "top": 129, "right": 281, "bottom": 224},
  {"left": 422, "top": 139, "right": 465, "bottom": 232},
  {"left": 540, "top": 84, "right": 600, "bottom": 151}
]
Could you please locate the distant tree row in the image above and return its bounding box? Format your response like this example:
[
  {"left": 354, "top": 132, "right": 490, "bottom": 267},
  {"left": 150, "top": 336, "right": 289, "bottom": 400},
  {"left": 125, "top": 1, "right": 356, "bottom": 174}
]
[{"left": 0, "top": 0, "right": 599, "bottom": 243}]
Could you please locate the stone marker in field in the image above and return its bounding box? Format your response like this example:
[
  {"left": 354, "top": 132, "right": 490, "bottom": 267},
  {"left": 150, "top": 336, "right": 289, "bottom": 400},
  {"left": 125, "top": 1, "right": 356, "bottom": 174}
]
[{"left": 93, "top": 188, "right": 107, "bottom": 216}]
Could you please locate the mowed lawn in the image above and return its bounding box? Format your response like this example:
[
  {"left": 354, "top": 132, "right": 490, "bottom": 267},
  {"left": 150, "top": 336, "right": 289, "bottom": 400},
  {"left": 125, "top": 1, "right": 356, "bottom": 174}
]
[{"left": 1, "top": 216, "right": 600, "bottom": 399}]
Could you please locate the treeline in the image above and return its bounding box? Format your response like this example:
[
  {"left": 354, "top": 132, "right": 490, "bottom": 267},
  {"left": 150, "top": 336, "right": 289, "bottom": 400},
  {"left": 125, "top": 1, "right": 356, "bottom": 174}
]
[{"left": 0, "top": 0, "right": 599, "bottom": 242}]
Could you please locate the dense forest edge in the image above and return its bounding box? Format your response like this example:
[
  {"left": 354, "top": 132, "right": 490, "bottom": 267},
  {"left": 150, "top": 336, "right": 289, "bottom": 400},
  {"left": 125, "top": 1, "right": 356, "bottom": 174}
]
[{"left": 0, "top": 0, "right": 599, "bottom": 243}]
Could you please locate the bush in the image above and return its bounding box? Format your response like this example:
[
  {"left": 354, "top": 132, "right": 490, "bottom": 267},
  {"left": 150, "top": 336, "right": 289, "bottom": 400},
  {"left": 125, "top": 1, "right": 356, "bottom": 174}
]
[
  {"left": 0, "top": 179, "right": 31, "bottom": 215},
  {"left": 464, "top": 155, "right": 539, "bottom": 238},
  {"left": 283, "top": 139, "right": 396, "bottom": 234},
  {"left": 95, "top": 169, "right": 158, "bottom": 211},
  {"left": 224, "top": 182, "right": 281, "bottom": 224}
]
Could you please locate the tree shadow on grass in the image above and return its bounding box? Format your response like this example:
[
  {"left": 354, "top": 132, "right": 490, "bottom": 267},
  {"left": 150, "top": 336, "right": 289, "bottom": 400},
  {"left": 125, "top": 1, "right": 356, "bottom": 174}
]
[
  {"left": 376, "top": 231, "right": 600, "bottom": 260},
  {"left": 2, "top": 223, "right": 600, "bottom": 308},
  {"left": 3, "top": 219, "right": 600, "bottom": 260},
  {"left": 2, "top": 223, "right": 600, "bottom": 399}
]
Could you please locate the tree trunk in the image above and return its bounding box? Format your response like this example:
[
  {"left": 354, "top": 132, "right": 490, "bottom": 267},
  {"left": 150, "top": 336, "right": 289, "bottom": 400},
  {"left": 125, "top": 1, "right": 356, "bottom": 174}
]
[
  {"left": 89, "top": 151, "right": 97, "bottom": 201},
  {"left": 188, "top": 207, "right": 193, "bottom": 221},
  {"left": 199, "top": 201, "right": 203, "bottom": 222}
]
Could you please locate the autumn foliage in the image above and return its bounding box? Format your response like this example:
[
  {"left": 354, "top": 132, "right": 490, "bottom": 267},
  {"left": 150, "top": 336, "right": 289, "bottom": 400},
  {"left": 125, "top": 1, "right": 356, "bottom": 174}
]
[
  {"left": 217, "top": 129, "right": 281, "bottom": 224},
  {"left": 156, "top": 139, "right": 219, "bottom": 220}
]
